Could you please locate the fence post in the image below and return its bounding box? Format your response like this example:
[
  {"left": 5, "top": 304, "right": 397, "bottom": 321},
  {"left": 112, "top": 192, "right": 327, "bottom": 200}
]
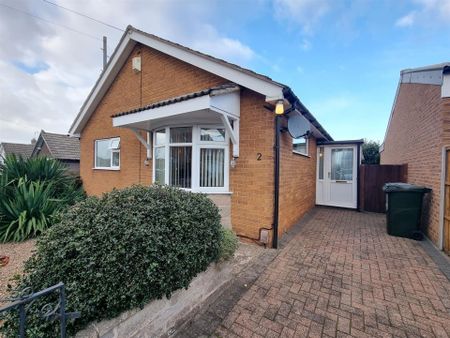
[
  {"left": 59, "top": 285, "right": 67, "bottom": 338},
  {"left": 18, "top": 304, "right": 26, "bottom": 338}
]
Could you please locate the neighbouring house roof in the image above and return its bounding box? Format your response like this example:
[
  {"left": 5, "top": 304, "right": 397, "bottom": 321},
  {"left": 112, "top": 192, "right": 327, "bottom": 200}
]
[
  {"left": 32, "top": 130, "right": 80, "bottom": 160},
  {"left": 381, "top": 62, "right": 450, "bottom": 151},
  {"left": 69, "top": 25, "right": 332, "bottom": 141},
  {"left": 400, "top": 62, "right": 450, "bottom": 86},
  {"left": 0, "top": 142, "right": 34, "bottom": 159}
]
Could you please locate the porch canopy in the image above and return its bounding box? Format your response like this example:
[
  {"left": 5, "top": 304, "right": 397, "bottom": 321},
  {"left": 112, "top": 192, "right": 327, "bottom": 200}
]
[{"left": 112, "top": 84, "right": 241, "bottom": 157}]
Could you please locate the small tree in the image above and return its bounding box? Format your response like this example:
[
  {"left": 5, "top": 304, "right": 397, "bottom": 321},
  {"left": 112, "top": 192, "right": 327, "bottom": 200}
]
[{"left": 362, "top": 140, "right": 380, "bottom": 164}]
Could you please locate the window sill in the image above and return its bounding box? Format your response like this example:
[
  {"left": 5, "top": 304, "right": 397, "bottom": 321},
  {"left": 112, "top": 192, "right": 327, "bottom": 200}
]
[
  {"left": 292, "top": 151, "right": 310, "bottom": 158},
  {"left": 200, "top": 191, "right": 233, "bottom": 195},
  {"left": 93, "top": 167, "right": 120, "bottom": 171}
]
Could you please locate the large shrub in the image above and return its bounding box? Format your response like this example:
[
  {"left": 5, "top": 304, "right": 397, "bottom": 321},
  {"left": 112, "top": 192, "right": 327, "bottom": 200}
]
[
  {"left": 0, "top": 155, "right": 84, "bottom": 242},
  {"left": 1, "top": 185, "right": 222, "bottom": 337}
]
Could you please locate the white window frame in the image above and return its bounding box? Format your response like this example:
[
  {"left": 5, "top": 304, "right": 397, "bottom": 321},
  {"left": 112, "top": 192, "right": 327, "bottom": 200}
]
[
  {"left": 94, "top": 137, "right": 120, "bottom": 170},
  {"left": 152, "top": 125, "right": 229, "bottom": 193},
  {"left": 292, "top": 136, "right": 309, "bottom": 157}
]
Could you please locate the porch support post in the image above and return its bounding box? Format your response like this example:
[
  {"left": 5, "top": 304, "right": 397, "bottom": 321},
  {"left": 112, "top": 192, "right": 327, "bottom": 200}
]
[
  {"left": 219, "top": 113, "right": 240, "bottom": 158},
  {"left": 130, "top": 128, "right": 152, "bottom": 159}
]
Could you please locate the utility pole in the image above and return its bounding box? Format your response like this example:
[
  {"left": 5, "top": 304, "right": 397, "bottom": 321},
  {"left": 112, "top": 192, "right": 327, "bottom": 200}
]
[{"left": 102, "top": 36, "right": 107, "bottom": 70}]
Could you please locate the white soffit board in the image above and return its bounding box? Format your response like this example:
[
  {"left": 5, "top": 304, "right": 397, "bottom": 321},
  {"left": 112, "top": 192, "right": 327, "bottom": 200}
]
[
  {"left": 130, "top": 31, "right": 284, "bottom": 101},
  {"left": 442, "top": 73, "right": 450, "bottom": 98}
]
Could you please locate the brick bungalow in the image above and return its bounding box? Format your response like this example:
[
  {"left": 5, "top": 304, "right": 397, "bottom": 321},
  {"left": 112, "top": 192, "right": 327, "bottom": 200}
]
[
  {"left": 381, "top": 62, "right": 450, "bottom": 254},
  {"left": 69, "top": 26, "right": 361, "bottom": 247}
]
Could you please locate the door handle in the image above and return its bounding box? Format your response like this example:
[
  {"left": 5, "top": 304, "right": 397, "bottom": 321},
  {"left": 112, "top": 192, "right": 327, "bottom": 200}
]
[{"left": 328, "top": 172, "right": 331, "bottom": 179}]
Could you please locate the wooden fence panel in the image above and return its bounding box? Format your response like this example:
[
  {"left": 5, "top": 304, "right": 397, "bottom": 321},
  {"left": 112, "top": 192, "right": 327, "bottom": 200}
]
[{"left": 359, "top": 164, "right": 408, "bottom": 213}]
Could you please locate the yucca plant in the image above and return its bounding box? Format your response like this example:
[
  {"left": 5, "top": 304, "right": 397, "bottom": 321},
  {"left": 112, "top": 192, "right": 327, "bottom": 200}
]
[{"left": 0, "top": 155, "right": 84, "bottom": 242}]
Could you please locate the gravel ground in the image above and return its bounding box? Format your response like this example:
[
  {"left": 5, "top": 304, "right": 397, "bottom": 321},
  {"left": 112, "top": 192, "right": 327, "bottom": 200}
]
[{"left": 0, "top": 239, "right": 36, "bottom": 305}]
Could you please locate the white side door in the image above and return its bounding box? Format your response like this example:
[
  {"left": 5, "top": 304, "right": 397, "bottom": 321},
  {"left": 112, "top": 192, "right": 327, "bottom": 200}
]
[{"left": 316, "top": 145, "right": 358, "bottom": 209}]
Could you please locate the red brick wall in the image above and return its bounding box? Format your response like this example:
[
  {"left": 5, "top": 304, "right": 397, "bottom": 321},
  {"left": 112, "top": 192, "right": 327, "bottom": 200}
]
[
  {"left": 80, "top": 44, "right": 317, "bottom": 244},
  {"left": 381, "top": 83, "right": 443, "bottom": 243},
  {"left": 229, "top": 89, "right": 275, "bottom": 240},
  {"left": 279, "top": 133, "right": 317, "bottom": 236}
]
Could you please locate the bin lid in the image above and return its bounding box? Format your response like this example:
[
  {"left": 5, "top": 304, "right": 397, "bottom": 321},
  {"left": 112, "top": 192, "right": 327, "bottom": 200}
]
[{"left": 383, "top": 182, "right": 432, "bottom": 193}]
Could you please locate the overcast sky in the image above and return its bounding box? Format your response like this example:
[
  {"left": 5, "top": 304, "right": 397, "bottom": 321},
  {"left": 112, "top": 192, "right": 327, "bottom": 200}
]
[{"left": 1, "top": 0, "right": 449, "bottom": 144}]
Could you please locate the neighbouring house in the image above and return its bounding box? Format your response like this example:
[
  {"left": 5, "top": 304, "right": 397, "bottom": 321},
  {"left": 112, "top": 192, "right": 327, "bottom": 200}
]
[
  {"left": 31, "top": 130, "right": 80, "bottom": 175},
  {"left": 381, "top": 62, "right": 450, "bottom": 254},
  {"left": 69, "top": 26, "right": 362, "bottom": 247},
  {"left": 0, "top": 141, "right": 34, "bottom": 164}
]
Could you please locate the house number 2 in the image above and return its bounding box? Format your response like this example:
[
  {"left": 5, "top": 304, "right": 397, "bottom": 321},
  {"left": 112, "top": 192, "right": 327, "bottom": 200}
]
[{"left": 257, "top": 153, "right": 262, "bottom": 161}]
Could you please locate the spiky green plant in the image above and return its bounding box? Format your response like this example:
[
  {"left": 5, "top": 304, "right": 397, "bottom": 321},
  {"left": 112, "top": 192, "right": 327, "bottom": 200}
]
[{"left": 0, "top": 155, "right": 84, "bottom": 242}]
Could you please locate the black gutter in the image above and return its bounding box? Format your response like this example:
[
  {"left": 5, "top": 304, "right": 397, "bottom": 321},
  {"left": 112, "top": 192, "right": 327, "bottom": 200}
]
[{"left": 282, "top": 87, "right": 333, "bottom": 142}]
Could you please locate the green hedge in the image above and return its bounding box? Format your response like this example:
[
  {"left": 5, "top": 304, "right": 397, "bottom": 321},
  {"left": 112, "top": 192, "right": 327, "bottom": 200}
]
[
  {"left": 219, "top": 228, "right": 239, "bottom": 261},
  {"left": 1, "top": 185, "right": 222, "bottom": 337}
]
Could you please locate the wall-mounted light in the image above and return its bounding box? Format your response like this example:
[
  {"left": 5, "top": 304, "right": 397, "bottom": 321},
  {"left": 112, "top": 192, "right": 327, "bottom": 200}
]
[
  {"left": 275, "top": 100, "right": 284, "bottom": 115},
  {"left": 230, "top": 157, "right": 237, "bottom": 168}
]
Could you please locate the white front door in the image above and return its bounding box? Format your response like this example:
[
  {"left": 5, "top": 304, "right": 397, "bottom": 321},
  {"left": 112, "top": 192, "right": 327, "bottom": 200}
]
[{"left": 316, "top": 145, "right": 358, "bottom": 208}]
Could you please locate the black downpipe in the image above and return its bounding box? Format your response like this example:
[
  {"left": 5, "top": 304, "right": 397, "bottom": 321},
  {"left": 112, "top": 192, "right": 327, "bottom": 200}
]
[{"left": 273, "top": 114, "right": 281, "bottom": 249}]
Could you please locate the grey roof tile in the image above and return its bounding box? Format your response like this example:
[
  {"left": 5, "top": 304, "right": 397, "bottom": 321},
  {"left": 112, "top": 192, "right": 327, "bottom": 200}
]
[
  {"left": 1, "top": 142, "right": 34, "bottom": 158},
  {"left": 41, "top": 131, "right": 80, "bottom": 160}
]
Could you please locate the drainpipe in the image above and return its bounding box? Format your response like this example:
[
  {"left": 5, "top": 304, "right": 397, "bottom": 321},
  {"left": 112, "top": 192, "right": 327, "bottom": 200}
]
[{"left": 273, "top": 113, "right": 281, "bottom": 249}]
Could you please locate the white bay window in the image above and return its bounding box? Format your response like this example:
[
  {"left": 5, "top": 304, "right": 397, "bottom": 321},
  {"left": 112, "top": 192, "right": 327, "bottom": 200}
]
[{"left": 153, "top": 126, "right": 229, "bottom": 192}]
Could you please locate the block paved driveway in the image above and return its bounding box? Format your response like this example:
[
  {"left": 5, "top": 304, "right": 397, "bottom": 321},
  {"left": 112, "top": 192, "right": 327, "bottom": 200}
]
[{"left": 215, "top": 208, "right": 450, "bottom": 338}]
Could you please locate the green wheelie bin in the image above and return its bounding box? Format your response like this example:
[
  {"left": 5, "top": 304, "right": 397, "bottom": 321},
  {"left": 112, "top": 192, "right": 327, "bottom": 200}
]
[{"left": 383, "top": 183, "right": 431, "bottom": 240}]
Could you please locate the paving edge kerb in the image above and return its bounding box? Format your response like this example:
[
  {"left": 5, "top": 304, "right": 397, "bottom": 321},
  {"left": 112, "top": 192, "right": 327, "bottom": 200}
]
[{"left": 419, "top": 236, "right": 450, "bottom": 281}]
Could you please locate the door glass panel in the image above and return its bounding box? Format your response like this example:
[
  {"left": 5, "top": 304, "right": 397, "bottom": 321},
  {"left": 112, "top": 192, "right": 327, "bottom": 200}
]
[
  {"left": 200, "top": 148, "right": 225, "bottom": 187},
  {"left": 155, "top": 147, "right": 165, "bottom": 184},
  {"left": 318, "top": 147, "right": 324, "bottom": 180},
  {"left": 331, "top": 148, "right": 353, "bottom": 181},
  {"left": 170, "top": 146, "right": 192, "bottom": 188},
  {"left": 170, "top": 127, "right": 192, "bottom": 143}
]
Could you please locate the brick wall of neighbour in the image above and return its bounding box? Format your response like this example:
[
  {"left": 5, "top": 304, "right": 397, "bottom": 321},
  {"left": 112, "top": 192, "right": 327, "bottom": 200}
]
[
  {"left": 381, "top": 83, "right": 443, "bottom": 244},
  {"left": 79, "top": 44, "right": 317, "bottom": 244},
  {"left": 279, "top": 133, "right": 317, "bottom": 236}
]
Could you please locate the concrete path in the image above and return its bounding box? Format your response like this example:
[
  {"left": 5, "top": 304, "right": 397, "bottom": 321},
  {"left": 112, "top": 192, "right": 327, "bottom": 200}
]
[{"left": 179, "top": 207, "right": 450, "bottom": 337}]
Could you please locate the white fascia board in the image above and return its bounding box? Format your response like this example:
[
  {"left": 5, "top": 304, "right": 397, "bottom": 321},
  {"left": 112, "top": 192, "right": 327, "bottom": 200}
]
[
  {"left": 130, "top": 31, "right": 284, "bottom": 101},
  {"left": 113, "top": 95, "right": 211, "bottom": 127},
  {"left": 69, "top": 35, "right": 136, "bottom": 135}
]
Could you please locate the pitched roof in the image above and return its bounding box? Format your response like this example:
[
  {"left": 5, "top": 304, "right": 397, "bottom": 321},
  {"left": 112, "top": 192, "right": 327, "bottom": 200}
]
[
  {"left": 34, "top": 131, "right": 80, "bottom": 160},
  {"left": 69, "top": 25, "right": 332, "bottom": 141},
  {"left": 0, "top": 142, "right": 34, "bottom": 159},
  {"left": 112, "top": 83, "right": 239, "bottom": 118}
]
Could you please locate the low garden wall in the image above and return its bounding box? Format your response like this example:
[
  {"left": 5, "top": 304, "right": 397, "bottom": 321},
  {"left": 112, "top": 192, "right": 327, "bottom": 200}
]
[{"left": 75, "top": 261, "right": 232, "bottom": 338}]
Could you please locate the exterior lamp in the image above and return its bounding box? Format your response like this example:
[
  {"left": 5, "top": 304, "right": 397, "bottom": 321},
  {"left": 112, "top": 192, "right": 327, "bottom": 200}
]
[{"left": 275, "top": 101, "right": 284, "bottom": 115}]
